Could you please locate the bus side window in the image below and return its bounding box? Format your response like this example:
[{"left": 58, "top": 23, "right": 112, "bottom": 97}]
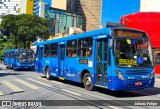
[
  {"left": 50, "top": 43, "right": 58, "bottom": 57},
  {"left": 66, "top": 40, "right": 77, "bottom": 57},
  {"left": 44, "top": 44, "right": 50, "bottom": 57},
  {"left": 78, "top": 37, "right": 93, "bottom": 57},
  {"left": 44, "top": 52, "right": 48, "bottom": 57}
]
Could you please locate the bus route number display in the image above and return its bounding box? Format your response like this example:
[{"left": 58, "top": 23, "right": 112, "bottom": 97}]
[
  {"left": 119, "top": 59, "right": 137, "bottom": 65},
  {"left": 115, "top": 30, "right": 143, "bottom": 38}
]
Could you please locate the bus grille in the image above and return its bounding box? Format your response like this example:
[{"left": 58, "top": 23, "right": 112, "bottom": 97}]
[
  {"left": 126, "top": 70, "right": 149, "bottom": 75},
  {"left": 125, "top": 70, "right": 149, "bottom": 89}
]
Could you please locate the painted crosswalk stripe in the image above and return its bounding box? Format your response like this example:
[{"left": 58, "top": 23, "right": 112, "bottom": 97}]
[
  {"left": 0, "top": 90, "right": 4, "bottom": 96},
  {"left": 61, "top": 89, "right": 81, "bottom": 96},
  {"left": 108, "top": 106, "right": 123, "bottom": 109},
  {"left": 1, "top": 81, "right": 24, "bottom": 92},
  {"left": 36, "top": 77, "right": 64, "bottom": 85},
  {"left": 26, "top": 78, "right": 52, "bottom": 87},
  {"left": 15, "top": 79, "right": 39, "bottom": 90}
]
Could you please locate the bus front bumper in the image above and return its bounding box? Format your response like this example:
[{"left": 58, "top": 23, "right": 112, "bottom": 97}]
[
  {"left": 15, "top": 63, "right": 34, "bottom": 70},
  {"left": 109, "top": 76, "right": 155, "bottom": 91}
]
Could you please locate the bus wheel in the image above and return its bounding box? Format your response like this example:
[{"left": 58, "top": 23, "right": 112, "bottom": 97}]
[
  {"left": 46, "top": 67, "right": 51, "bottom": 80},
  {"left": 83, "top": 73, "right": 94, "bottom": 91}
]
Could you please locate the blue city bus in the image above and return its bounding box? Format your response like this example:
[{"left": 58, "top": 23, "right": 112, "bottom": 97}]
[
  {"left": 4, "top": 48, "right": 35, "bottom": 70},
  {"left": 35, "top": 26, "right": 155, "bottom": 91}
]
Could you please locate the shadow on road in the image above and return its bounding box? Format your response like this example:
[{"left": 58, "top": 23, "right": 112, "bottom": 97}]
[
  {"left": 39, "top": 76, "right": 160, "bottom": 98},
  {"left": 40, "top": 76, "right": 84, "bottom": 88},
  {"left": 94, "top": 87, "right": 160, "bottom": 98},
  {"left": 0, "top": 72, "right": 21, "bottom": 77}
]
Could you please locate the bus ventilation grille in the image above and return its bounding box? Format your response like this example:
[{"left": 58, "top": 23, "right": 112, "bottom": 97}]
[
  {"left": 125, "top": 70, "right": 149, "bottom": 75},
  {"left": 126, "top": 70, "right": 149, "bottom": 89}
]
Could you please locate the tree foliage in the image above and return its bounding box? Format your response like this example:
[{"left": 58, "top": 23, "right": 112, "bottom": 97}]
[
  {"left": 0, "top": 14, "right": 51, "bottom": 60},
  {"left": 0, "top": 14, "right": 51, "bottom": 48},
  {"left": 0, "top": 37, "right": 15, "bottom": 61}
]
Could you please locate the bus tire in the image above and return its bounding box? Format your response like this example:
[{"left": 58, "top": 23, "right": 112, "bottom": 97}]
[
  {"left": 83, "top": 73, "right": 94, "bottom": 91},
  {"left": 46, "top": 67, "right": 51, "bottom": 80}
]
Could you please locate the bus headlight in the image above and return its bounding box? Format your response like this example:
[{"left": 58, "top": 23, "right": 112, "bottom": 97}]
[
  {"left": 116, "top": 69, "right": 124, "bottom": 80},
  {"left": 18, "top": 63, "right": 20, "bottom": 66},
  {"left": 150, "top": 70, "right": 155, "bottom": 79}
]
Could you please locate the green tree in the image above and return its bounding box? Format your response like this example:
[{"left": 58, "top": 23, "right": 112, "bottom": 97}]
[
  {"left": 17, "top": 14, "right": 50, "bottom": 48},
  {"left": 0, "top": 14, "right": 51, "bottom": 48},
  {"left": 0, "top": 36, "right": 14, "bottom": 62},
  {"left": 0, "top": 14, "right": 19, "bottom": 48}
]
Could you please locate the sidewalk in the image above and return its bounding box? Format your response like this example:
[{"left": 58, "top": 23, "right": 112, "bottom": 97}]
[
  {"left": 0, "top": 62, "right": 6, "bottom": 69},
  {"left": 156, "top": 74, "right": 160, "bottom": 77}
]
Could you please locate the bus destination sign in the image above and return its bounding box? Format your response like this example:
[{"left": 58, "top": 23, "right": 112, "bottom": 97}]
[{"left": 114, "top": 30, "right": 143, "bottom": 38}]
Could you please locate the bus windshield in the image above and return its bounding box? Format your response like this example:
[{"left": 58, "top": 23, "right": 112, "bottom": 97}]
[
  {"left": 18, "top": 50, "right": 34, "bottom": 63},
  {"left": 114, "top": 38, "right": 153, "bottom": 67}
]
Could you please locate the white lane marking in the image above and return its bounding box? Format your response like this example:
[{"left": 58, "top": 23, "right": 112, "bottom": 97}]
[
  {"left": 15, "top": 79, "right": 39, "bottom": 90},
  {"left": 1, "top": 81, "right": 24, "bottom": 92},
  {"left": 0, "top": 90, "right": 4, "bottom": 96},
  {"left": 61, "top": 89, "right": 81, "bottom": 96},
  {"left": 108, "top": 106, "right": 123, "bottom": 109},
  {"left": 26, "top": 78, "right": 52, "bottom": 87},
  {"left": 36, "top": 77, "right": 64, "bottom": 85}
]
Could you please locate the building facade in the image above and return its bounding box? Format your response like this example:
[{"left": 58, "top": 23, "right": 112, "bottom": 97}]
[
  {"left": 140, "top": 0, "right": 160, "bottom": 12},
  {"left": 66, "top": 0, "right": 102, "bottom": 32},
  {"left": 0, "top": 0, "right": 20, "bottom": 17},
  {"left": 80, "top": 0, "right": 102, "bottom": 32},
  {"left": 34, "top": 0, "right": 52, "bottom": 15},
  {"left": 19, "top": 0, "right": 102, "bottom": 33},
  {"left": 21, "top": 0, "right": 34, "bottom": 14},
  {"left": 52, "top": 0, "right": 67, "bottom": 10},
  {"left": 45, "top": 7, "right": 83, "bottom": 36}
]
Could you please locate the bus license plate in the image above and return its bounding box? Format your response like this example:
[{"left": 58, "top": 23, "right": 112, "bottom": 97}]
[{"left": 135, "top": 82, "right": 142, "bottom": 86}]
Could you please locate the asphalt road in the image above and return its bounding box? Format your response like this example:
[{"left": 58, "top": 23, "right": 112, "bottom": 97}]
[{"left": 0, "top": 63, "right": 160, "bottom": 109}]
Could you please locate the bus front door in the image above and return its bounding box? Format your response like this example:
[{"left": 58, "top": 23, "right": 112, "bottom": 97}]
[
  {"left": 96, "top": 40, "right": 108, "bottom": 86},
  {"left": 58, "top": 45, "right": 65, "bottom": 78},
  {"left": 37, "top": 47, "right": 43, "bottom": 73}
]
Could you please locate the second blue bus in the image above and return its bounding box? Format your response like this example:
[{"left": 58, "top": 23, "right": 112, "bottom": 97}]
[{"left": 4, "top": 48, "right": 35, "bottom": 70}]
